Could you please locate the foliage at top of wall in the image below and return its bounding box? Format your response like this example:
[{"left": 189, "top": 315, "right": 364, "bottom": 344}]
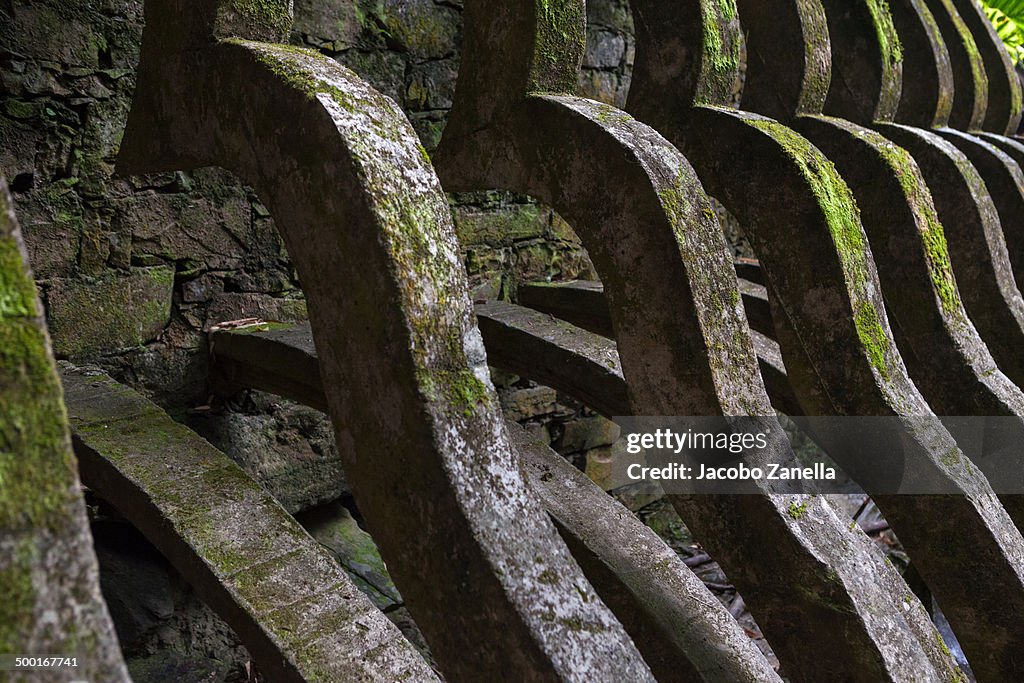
[{"left": 982, "top": 0, "right": 1024, "bottom": 63}]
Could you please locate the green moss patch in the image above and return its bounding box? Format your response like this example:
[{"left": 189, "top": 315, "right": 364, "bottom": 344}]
[
  {"left": 865, "top": 0, "right": 904, "bottom": 68},
  {"left": 0, "top": 235, "right": 38, "bottom": 319},
  {"left": 747, "top": 118, "right": 896, "bottom": 380},
  {"left": 531, "top": 0, "right": 587, "bottom": 94},
  {"left": 218, "top": 0, "right": 293, "bottom": 40},
  {"left": 418, "top": 368, "right": 491, "bottom": 417},
  {"left": 697, "top": 0, "right": 743, "bottom": 106}
]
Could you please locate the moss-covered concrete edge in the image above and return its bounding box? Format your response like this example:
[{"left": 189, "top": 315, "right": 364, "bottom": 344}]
[
  {"left": 845, "top": 124, "right": 963, "bottom": 316},
  {"left": 696, "top": 0, "right": 743, "bottom": 106},
  {"left": 865, "top": 0, "right": 905, "bottom": 120},
  {"left": 0, "top": 182, "right": 108, "bottom": 662},
  {"left": 745, "top": 118, "right": 897, "bottom": 380}
]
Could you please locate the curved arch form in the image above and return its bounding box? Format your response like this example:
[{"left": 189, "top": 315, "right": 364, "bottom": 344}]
[
  {"left": 511, "top": 423, "right": 784, "bottom": 683},
  {"left": 748, "top": 0, "right": 1024, "bottom": 531},
  {"left": 738, "top": 0, "right": 832, "bottom": 121},
  {"left": 740, "top": 0, "right": 1024, "bottom": 434},
  {"left": 910, "top": 0, "right": 1024, "bottom": 293},
  {"left": 883, "top": 124, "right": 1024, "bottom": 380},
  {"left": 876, "top": 0, "right": 1024, "bottom": 386},
  {"left": 818, "top": 0, "right": 903, "bottom": 122},
  {"left": 890, "top": 0, "right": 955, "bottom": 128},
  {"left": 947, "top": 0, "right": 1023, "bottom": 134},
  {"left": 629, "top": 0, "right": 1024, "bottom": 679},
  {"left": 922, "top": 0, "right": 989, "bottom": 129},
  {"left": 205, "top": 309, "right": 784, "bottom": 683},
  {"left": 438, "top": 0, "right": 969, "bottom": 679},
  {"left": 116, "top": 2, "right": 652, "bottom": 679},
  {"left": 67, "top": 366, "right": 439, "bottom": 683},
  {"left": 933, "top": 128, "right": 1024, "bottom": 286}
]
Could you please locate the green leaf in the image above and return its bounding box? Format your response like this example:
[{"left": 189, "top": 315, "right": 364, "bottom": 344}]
[{"left": 983, "top": 0, "right": 1024, "bottom": 64}]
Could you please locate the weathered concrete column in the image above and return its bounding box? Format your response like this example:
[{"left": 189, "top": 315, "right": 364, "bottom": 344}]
[
  {"left": 888, "top": 1, "right": 1024, "bottom": 357},
  {"left": 0, "top": 179, "right": 129, "bottom": 682},
  {"left": 66, "top": 366, "right": 439, "bottom": 683},
  {"left": 946, "top": 0, "right": 1022, "bottom": 134},
  {"left": 629, "top": 1, "right": 1024, "bottom": 680},
  {"left": 735, "top": 1, "right": 1024, "bottom": 676},
  {"left": 510, "top": 422, "right": 782, "bottom": 683},
  {"left": 889, "top": 0, "right": 955, "bottom": 128},
  {"left": 206, "top": 308, "right": 786, "bottom": 681},
  {"left": 437, "top": 1, "right": 966, "bottom": 680},
  {"left": 921, "top": 0, "right": 989, "bottom": 129},
  {"left": 914, "top": 0, "right": 1024, "bottom": 307},
  {"left": 888, "top": 0, "right": 1024, "bottom": 382},
  {"left": 117, "top": 1, "right": 653, "bottom": 680},
  {"left": 786, "top": 0, "right": 1024, "bottom": 496}
]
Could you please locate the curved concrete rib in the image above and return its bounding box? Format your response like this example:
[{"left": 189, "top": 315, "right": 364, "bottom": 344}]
[
  {"left": 889, "top": 0, "right": 955, "bottom": 128},
  {"left": 917, "top": 0, "right": 1024, "bottom": 297},
  {"left": 885, "top": 0, "right": 1024, "bottom": 396},
  {"left": 674, "top": 115, "right": 1024, "bottom": 676},
  {"left": 474, "top": 301, "right": 628, "bottom": 418},
  {"left": 518, "top": 270, "right": 772, "bottom": 338},
  {"left": 115, "top": 2, "right": 649, "bottom": 679},
  {"left": 738, "top": 0, "right": 833, "bottom": 122},
  {"left": 879, "top": 122, "right": 1024, "bottom": 388},
  {"left": 509, "top": 422, "right": 783, "bottom": 683},
  {"left": 63, "top": 366, "right": 437, "bottom": 683},
  {"left": 518, "top": 280, "right": 615, "bottom": 337},
  {"left": 209, "top": 296, "right": 805, "bottom": 429},
  {"left": 0, "top": 180, "right": 129, "bottom": 682},
  {"left": 922, "top": 0, "right": 988, "bottom": 130},
  {"left": 751, "top": 0, "right": 1024, "bottom": 513},
  {"left": 819, "top": 0, "right": 903, "bottom": 123},
  {"left": 436, "top": 1, "right": 967, "bottom": 679},
  {"left": 979, "top": 129, "right": 1024, "bottom": 165},
  {"left": 741, "top": 6, "right": 1024, "bottom": 675},
  {"left": 205, "top": 317, "right": 782, "bottom": 681},
  {"left": 932, "top": 128, "right": 1024, "bottom": 312},
  {"left": 630, "top": 1, "right": 1024, "bottom": 680},
  {"left": 798, "top": 119, "right": 1024, "bottom": 471},
  {"left": 946, "top": 0, "right": 1022, "bottom": 134},
  {"left": 209, "top": 305, "right": 628, "bottom": 418}
]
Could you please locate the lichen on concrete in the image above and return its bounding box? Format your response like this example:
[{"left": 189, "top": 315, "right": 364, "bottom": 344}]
[
  {"left": 64, "top": 365, "right": 437, "bottom": 681},
  {"left": 0, "top": 185, "right": 79, "bottom": 534},
  {"left": 945, "top": 0, "right": 989, "bottom": 126},
  {"left": 865, "top": 0, "right": 904, "bottom": 68},
  {"left": 531, "top": 0, "right": 587, "bottom": 94},
  {"left": 697, "top": 0, "right": 743, "bottom": 105},
  {"left": 216, "top": 0, "right": 294, "bottom": 42},
  {"left": 746, "top": 117, "right": 896, "bottom": 380},
  {"left": 847, "top": 124, "right": 963, "bottom": 316},
  {"left": 0, "top": 180, "right": 128, "bottom": 679}
]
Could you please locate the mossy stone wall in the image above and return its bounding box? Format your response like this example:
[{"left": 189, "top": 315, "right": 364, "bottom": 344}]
[{"left": 0, "top": 0, "right": 635, "bottom": 407}]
